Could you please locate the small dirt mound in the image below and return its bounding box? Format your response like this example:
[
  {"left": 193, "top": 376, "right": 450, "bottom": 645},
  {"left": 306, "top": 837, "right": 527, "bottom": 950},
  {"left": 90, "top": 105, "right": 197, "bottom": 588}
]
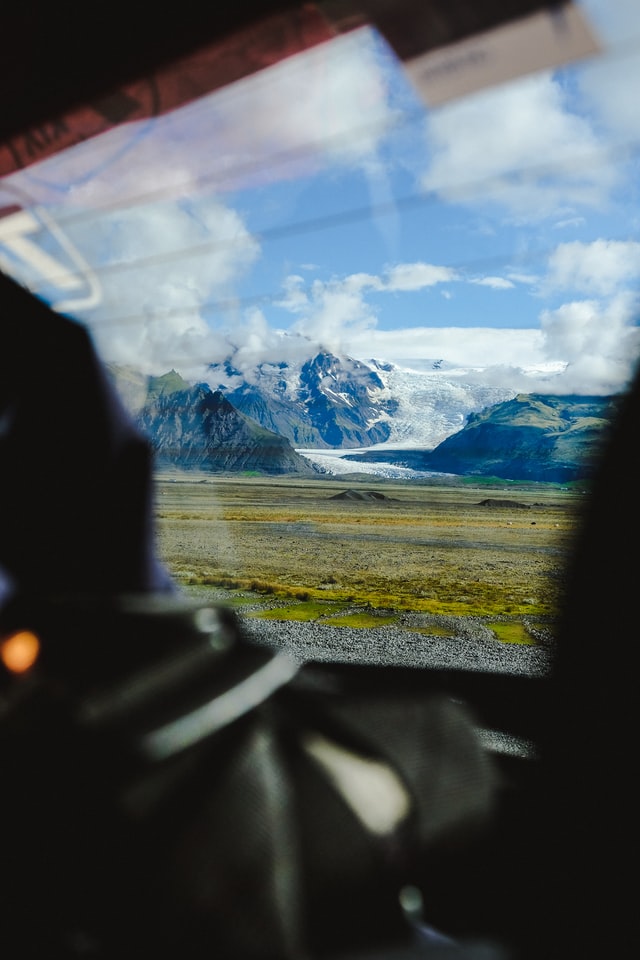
[
  {"left": 330, "top": 489, "right": 393, "bottom": 502},
  {"left": 477, "top": 498, "right": 531, "bottom": 509}
]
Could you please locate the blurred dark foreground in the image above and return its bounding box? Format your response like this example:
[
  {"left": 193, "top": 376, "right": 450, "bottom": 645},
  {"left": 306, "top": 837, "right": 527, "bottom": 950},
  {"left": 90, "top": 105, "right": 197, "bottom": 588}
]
[{"left": 1, "top": 269, "right": 639, "bottom": 960}]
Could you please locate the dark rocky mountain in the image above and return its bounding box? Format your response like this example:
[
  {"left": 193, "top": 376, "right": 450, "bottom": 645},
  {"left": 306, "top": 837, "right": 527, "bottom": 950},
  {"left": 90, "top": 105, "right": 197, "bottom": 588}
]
[
  {"left": 208, "top": 351, "right": 398, "bottom": 448},
  {"left": 343, "top": 394, "right": 619, "bottom": 482},
  {"left": 135, "top": 374, "right": 317, "bottom": 475}
]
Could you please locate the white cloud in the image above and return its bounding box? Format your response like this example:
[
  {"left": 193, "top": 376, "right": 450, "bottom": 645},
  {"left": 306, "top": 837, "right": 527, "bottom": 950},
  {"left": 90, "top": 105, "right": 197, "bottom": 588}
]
[
  {"left": 274, "top": 256, "right": 640, "bottom": 395},
  {"left": 277, "top": 262, "right": 460, "bottom": 351},
  {"left": 471, "top": 276, "right": 515, "bottom": 289},
  {"left": 507, "top": 272, "right": 539, "bottom": 285},
  {"left": 421, "top": 72, "right": 613, "bottom": 219},
  {"left": 230, "top": 27, "right": 396, "bottom": 171},
  {"left": 340, "top": 325, "right": 546, "bottom": 369},
  {"left": 577, "top": 0, "right": 640, "bottom": 143},
  {"left": 385, "top": 262, "right": 457, "bottom": 290},
  {"left": 286, "top": 275, "right": 379, "bottom": 353},
  {"left": 70, "top": 195, "right": 261, "bottom": 376},
  {"left": 344, "top": 272, "right": 384, "bottom": 293},
  {"left": 553, "top": 216, "right": 586, "bottom": 230},
  {"left": 218, "top": 308, "right": 320, "bottom": 379},
  {"left": 540, "top": 292, "right": 640, "bottom": 393},
  {"left": 276, "top": 275, "right": 310, "bottom": 314},
  {"left": 545, "top": 239, "right": 640, "bottom": 296},
  {"left": 537, "top": 233, "right": 640, "bottom": 392}
]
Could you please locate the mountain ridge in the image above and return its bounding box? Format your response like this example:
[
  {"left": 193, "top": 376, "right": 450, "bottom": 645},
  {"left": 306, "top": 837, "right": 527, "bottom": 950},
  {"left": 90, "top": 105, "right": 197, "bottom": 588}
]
[
  {"left": 107, "top": 354, "right": 620, "bottom": 481},
  {"left": 342, "top": 393, "right": 619, "bottom": 482},
  {"left": 206, "top": 350, "right": 517, "bottom": 450},
  {"left": 136, "top": 380, "right": 317, "bottom": 475}
]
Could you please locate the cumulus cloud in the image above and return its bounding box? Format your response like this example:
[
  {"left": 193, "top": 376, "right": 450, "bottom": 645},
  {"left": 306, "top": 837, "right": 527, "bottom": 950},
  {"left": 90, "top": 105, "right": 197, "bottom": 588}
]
[
  {"left": 275, "top": 264, "right": 545, "bottom": 370},
  {"left": 275, "top": 261, "right": 466, "bottom": 352},
  {"left": 273, "top": 251, "right": 640, "bottom": 395},
  {"left": 277, "top": 274, "right": 312, "bottom": 314},
  {"left": 68, "top": 195, "right": 261, "bottom": 376},
  {"left": 215, "top": 308, "right": 323, "bottom": 380},
  {"left": 545, "top": 239, "right": 640, "bottom": 296},
  {"left": 0, "top": 24, "right": 403, "bottom": 384},
  {"left": 385, "top": 262, "right": 458, "bottom": 290},
  {"left": 221, "top": 27, "right": 396, "bottom": 173},
  {"left": 285, "top": 276, "right": 379, "bottom": 352},
  {"left": 535, "top": 235, "right": 640, "bottom": 393},
  {"left": 421, "top": 72, "right": 613, "bottom": 219},
  {"left": 540, "top": 293, "right": 640, "bottom": 393},
  {"left": 277, "top": 261, "right": 522, "bottom": 336}
]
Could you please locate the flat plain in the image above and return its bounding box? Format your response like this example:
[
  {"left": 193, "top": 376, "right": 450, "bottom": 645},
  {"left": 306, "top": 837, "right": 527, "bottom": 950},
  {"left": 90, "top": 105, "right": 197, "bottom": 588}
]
[{"left": 154, "top": 474, "right": 585, "bottom": 627}]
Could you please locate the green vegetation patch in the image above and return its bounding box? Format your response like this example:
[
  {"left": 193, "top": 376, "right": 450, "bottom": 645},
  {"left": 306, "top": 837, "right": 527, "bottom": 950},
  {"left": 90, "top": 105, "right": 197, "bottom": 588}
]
[
  {"left": 250, "top": 600, "right": 349, "bottom": 622},
  {"left": 488, "top": 621, "right": 538, "bottom": 645},
  {"left": 325, "top": 612, "right": 399, "bottom": 629},
  {"left": 461, "top": 476, "right": 534, "bottom": 487},
  {"left": 249, "top": 605, "right": 398, "bottom": 628}
]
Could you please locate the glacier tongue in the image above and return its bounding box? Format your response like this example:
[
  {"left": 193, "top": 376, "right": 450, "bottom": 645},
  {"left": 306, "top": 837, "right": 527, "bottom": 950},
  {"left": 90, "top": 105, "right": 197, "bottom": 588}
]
[
  {"left": 369, "top": 362, "right": 516, "bottom": 449},
  {"left": 295, "top": 360, "right": 518, "bottom": 479},
  {"left": 295, "top": 449, "right": 445, "bottom": 480}
]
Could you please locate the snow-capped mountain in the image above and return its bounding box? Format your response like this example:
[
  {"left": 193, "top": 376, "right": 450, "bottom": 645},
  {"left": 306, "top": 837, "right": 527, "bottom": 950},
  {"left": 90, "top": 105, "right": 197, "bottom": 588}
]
[
  {"left": 207, "top": 353, "right": 396, "bottom": 448},
  {"left": 108, "top": 350, "right": 603, "bottom": 481},
  {"left": 206, "top": 351, "right": 518, "bottom": 451}
]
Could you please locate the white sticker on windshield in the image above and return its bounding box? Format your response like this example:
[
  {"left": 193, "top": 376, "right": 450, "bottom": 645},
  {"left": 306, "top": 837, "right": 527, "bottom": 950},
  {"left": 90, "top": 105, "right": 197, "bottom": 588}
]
[{"left": 404, "top": 3, "right": 601, "bottom": 108}]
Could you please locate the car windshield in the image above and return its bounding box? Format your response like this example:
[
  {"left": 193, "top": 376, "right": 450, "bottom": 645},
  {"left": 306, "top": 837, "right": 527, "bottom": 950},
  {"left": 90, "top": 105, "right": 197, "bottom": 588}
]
[{"left": 1, "top": 0, "right": 638, "bottom": 673}]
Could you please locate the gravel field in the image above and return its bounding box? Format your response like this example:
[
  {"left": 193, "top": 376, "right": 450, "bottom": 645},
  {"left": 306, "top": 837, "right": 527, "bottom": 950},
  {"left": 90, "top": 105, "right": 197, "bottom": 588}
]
[
  {"left": 237, "top": 609, "right": 553, "bottom": 677},
  {"left": 237, "top": 610, "right": 549, "bottom": 759}
]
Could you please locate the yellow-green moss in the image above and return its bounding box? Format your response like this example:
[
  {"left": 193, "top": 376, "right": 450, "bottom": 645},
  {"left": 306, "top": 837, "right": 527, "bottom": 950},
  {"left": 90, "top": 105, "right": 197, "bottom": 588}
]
[{"left": 488, "top": 621, "right": 538, "bottom": 645}]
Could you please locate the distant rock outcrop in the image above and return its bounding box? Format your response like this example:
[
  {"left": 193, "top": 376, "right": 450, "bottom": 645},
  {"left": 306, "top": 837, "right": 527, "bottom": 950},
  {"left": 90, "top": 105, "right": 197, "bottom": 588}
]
[
  {"left": 330, "top": 489, "right": 393, "bottom": 502},
  {"left": 477, "top": 499, "right": 530, "bottom": 509}
]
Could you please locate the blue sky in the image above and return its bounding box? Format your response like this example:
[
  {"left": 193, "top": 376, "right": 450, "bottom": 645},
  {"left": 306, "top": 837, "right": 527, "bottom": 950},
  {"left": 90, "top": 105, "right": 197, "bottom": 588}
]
[{"left": 1, "top": 0, "right": 640, "bottom": 395}]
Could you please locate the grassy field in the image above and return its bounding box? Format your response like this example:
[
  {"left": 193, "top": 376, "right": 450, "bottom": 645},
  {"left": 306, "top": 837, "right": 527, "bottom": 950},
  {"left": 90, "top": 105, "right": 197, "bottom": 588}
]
[{"left": 154, "top": 473, "right": 585, "bottom": 623}]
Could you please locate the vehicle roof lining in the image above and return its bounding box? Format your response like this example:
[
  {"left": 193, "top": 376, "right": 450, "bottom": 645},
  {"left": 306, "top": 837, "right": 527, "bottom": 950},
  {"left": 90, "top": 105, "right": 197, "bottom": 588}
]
[{"left": 1, "top": 1, "right": 565, "bottom": 145}]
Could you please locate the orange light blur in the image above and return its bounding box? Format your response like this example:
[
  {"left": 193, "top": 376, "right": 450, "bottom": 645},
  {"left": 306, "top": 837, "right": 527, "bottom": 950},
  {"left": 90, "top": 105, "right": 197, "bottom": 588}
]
[{"left": 0, "top": 630, "right": 41, "bottom": 673}]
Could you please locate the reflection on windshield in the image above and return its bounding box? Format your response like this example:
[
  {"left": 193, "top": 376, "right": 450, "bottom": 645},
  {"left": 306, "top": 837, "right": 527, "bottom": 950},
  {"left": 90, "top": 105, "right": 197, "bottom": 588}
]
[{"left": 0, "top": 1, "right": 637, "bottom": 398}]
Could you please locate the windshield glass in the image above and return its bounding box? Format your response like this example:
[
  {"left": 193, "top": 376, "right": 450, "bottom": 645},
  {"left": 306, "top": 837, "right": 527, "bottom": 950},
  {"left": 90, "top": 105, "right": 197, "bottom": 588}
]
[{"left": 1, "top": 0, "right": 637, "bottom": 673}]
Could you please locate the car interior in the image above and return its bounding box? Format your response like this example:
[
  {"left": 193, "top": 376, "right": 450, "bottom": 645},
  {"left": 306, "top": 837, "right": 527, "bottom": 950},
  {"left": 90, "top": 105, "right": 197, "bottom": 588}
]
[{"left": 1, "top": 2, "right": 638, "bottom": 959}]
